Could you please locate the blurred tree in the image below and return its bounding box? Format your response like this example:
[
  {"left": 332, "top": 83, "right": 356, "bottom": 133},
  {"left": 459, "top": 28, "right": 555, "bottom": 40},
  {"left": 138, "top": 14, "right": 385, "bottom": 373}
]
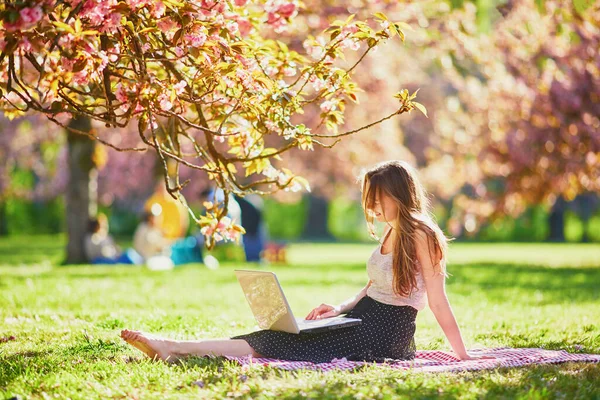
[{"left": 397, "top": 0, "right": 599, "bottom": 238}]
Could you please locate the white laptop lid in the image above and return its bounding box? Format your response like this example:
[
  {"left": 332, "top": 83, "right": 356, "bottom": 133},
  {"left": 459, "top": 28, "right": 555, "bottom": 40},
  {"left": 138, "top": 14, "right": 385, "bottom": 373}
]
[{"left": 234, "top": 269, "right": 299, "bottom": 333}]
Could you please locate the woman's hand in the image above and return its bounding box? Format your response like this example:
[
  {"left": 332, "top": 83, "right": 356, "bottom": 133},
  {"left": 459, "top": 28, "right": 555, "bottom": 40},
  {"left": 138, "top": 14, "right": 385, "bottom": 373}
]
[{"left": 305, "top": 303, "right": 342, "bottom": 320}]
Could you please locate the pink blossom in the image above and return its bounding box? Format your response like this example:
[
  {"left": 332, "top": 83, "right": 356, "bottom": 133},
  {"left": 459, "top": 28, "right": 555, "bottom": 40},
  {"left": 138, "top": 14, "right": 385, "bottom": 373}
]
[
  {"left": 173, "top": 80, "right": 187, "bottom": 95},
  {"left": 200, "top": 225, "right": 215, "bottom": 236},
  {"left": 380, "top": 20, "right": 391, "bottom": 35},
  {"left": 173, "top": 47, "right": 185, "bottom": 57},
  {"left": 236, "top": 69, "right": 255, "bottom": 89},
  {"left": 61, "top": 58, "right": 75, "bottom": 72},
  {"left": 81, "top": 0, "right": 106, "bottom": 25},
  {"left": 237, "top": 18, "right": 252, "bottom": 37},
  {"left": 115, "top": 84, "right": 128, "bottom": 103},
  {"left": 201, "top": 0, "right": 225, "bottom": 13},
  {"left": 216, "top": 216, "right": 232, "bottom": 230},
  {"left": 184, "top": 32, "right": 207, "bottom": 47},
  {"left": 108, "top": 47, "right": 119, "bottom": 62},
  {"left": 310, "top": 76, "right": 326, "bottom": 91},
  {"left": 283, "top": 66, "right": 296, "bottom": 76},
  {"left": 19, "top": 6, "right": 43, "bottom": 26},
  {"left": 341, "top": 23, "right": 359, "bottom": 36},
  {"left": 149, "top": 116, "right": 158, "bottom": 130},
  {"left": 97, "top": 51, "right": 109, "bottom": 72},
  {"left": 57, "top": 33, "right": 76, "bottom": 49},
  {"left": 158, "top": 93, "right": 173, "bottom": 111},
  {"left": 277, "top": 3, "right": 296, "bottom": 18},
  {"left": 223, "top": 76, "right": 235, "bottom": 88},
  {"left": 267, "top": 12, "right": 280, "bottom": 25},
  {"left": 225, "top": 21, "right": 239, "bottom": 35},
  {"left": 265, "top": 120, "right": 278, "bottom": 132},
  {"left": 234, "top": 0, "right": 248, "bottom": 6},
  {"left": 157, "top": 18, "right": 179, "bottom": 33},
  {"left": 4, "top": 91, "right": 23, "bottom": 105},
  {"left": 236, "top": 54, "right": 257, "bottom": 71},
  {"left": 127, "top": 0, "right": 149, "bottom": 9},
  {"left": 320, "top": 99, "right": 337, "bottom": 113},
  {"left": 73, "top": 70, "right": 90, "bottom": 86},
  {"left": 341, "top": 38, "right": 360, "bottom": 51},
  {"left": 20, "top": 38, "right": 33, "bottom": 52},
  {"left": 101, "top": 13, "right": 122, "bottom": 34},
  {"left": 152, "top": 1, "right": 166, "bottom": 18},
  {"left": 303, "top": 36, "right": 326, "bottom": 60}
]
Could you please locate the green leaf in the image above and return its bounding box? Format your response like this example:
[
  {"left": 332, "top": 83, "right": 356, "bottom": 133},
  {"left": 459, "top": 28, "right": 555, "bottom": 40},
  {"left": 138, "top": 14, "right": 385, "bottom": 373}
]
[
  {"left": 276, "top": 40, "right": 289, "bottom": 53},
  {"left": 413, "top": 102, "right": 428, "bottom": 118},
  {"left": 139, "top": 27, "right": 157, "bottom": 34},
  {"left": 293, "top": 176, "right": 311, "bottom": 192},
  {"left": 344, "top": 14, "right": 356, "bottom": 24},
  {"left": 7, "top": 10, "right": 19, "bottom": 24},
  {"left": 330, "top": 29, "right": 341, "bottom": 41},
  {"left": 409, "top": 88, "right": 420, "bottom": 100},
  {"left": 395, "top": 22, "right": 414, "bottom": 32},
  {"left": 52, "top": 21, "right": 75, "bottom": 34},
  {"left": 374, "top": 12, "right": 388, "bottom": 21},
  {"left": 573, "top": 0, "right": 593, "bottom": 15}
]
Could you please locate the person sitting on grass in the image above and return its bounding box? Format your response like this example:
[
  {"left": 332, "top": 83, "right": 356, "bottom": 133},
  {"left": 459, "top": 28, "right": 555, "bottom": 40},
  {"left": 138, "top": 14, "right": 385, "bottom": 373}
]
[
  {"left": 84, "top": 213, "right": 142, "bottom": 265},
  {"left": 120, "top": 160, "right": 493, "bottom": 363},
  {"left": 133, "top": 208, "right": 175, "bottom": 270}
]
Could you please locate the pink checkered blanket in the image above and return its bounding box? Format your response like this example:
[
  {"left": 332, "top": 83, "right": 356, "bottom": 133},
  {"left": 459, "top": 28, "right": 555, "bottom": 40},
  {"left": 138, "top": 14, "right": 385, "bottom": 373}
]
[{"left": 225, "top": 347, "right": 600, "bottom": 372}]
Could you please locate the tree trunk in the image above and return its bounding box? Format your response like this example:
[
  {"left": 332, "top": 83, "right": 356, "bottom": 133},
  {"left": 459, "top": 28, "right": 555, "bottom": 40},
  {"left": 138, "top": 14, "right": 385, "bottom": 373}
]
[
  {"left": 0, "top": 201, "right": 7, "bottom": 236},
  {"left": 301, "top": 194, "right": 334, "bottom": 241},
  {"left": 64, "top": 116, "right": 96, "bottom": 264},
  {"left": 548, "top": 196, "right": 566, "bottom": 242},
  {"left": 576, "top": 193, "right": 597, "bottom": 243}
]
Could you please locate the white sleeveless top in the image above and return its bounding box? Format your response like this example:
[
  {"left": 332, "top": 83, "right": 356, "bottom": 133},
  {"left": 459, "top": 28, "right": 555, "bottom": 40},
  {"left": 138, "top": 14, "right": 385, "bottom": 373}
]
[{"left": 366, "top": 232, "right": 428, "bottom": 311}]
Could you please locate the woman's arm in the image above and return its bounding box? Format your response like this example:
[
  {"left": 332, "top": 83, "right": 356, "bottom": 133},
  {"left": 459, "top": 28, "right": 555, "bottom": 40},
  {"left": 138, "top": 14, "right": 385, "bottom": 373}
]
[
  {"left": 306, "top": 280, "right": 372, "bottom": 319},
  {"left": 415, "top": 231, "right": 471, "bottom": 360},
  {"left": 337, "top": 280, "right": 372, "bottom": 313}
]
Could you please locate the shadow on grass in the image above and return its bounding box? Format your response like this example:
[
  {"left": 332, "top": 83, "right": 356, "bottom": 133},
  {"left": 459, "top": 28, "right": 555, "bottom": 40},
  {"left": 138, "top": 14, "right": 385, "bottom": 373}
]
[
  {"left": 0, "top": 339, "right": 122, "bottom": 388},
  {"left": 0, "top": 349, "right": 54, "bottom": 388},
  {"left": 479, "top": 362, "right": 600, "bottom": 399},
  {"left": 2, "top": 261, "right": 600, "bottom": 304},
  {"left": 446, "top": 262, "right": 600, "bottom": 304}
]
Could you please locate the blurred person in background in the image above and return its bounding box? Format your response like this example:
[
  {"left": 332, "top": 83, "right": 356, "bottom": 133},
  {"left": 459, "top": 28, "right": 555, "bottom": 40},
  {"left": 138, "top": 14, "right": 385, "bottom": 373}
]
[
  {"left": 85, "top": 213, "right": 142, "bottom": 265},
  {"left": 133, "top": 206, "right": 174, "bottom": 270}
]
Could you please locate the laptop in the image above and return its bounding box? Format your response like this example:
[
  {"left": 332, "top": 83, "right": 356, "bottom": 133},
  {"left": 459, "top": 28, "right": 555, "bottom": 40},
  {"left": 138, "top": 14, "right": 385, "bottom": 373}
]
[{"left": 234, "top": 269, "right": 362, "bottom": 334}]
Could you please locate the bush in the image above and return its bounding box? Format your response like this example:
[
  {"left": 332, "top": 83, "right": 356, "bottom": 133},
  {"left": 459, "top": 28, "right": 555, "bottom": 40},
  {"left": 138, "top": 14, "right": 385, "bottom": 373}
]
[
  {"left": 4, "top": 197, "right": 64, "bottom": 235},
  {"left": 328, "top": 196, "right": 370, "bottom": 242},
  {"left": 263, "top": 197, "right": 307, "bottom": 240},
  {"left": 479, "top": 205, "right": 550, "bottom": 242}
]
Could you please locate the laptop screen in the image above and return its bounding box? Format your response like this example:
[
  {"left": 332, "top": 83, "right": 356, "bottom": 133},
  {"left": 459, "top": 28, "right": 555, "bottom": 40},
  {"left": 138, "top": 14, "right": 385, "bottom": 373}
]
[{"left": 235, "top": 271, "right": 289, "bottom": 329}]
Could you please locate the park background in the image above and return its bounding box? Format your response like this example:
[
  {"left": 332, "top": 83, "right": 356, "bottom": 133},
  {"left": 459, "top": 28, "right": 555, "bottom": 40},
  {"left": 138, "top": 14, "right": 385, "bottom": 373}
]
[{"left": 1, "top": 0, "right": 599, "bottom": 398}]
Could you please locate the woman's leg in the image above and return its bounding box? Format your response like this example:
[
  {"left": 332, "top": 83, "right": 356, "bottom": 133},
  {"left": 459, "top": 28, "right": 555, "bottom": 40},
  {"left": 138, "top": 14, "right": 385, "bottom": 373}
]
[{"left": 120, "top": 329, "right": 263, "bottom": 362}]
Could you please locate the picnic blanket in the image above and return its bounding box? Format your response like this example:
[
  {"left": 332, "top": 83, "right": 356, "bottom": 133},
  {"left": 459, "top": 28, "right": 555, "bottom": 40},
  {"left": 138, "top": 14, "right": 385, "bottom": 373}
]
[{"left": 225, "top": 347, "right": 600, "bottom": 372}]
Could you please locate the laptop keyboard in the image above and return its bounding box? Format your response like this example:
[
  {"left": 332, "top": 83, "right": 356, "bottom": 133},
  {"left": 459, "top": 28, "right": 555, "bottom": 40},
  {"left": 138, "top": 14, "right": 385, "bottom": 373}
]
[{"left": 296, "top": 317, "right": 344, "bottom": 326}]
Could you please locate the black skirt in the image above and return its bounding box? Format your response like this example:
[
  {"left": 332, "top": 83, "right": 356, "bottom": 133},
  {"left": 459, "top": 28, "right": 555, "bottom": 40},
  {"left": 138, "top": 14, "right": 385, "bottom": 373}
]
[{"left": 230, "top": 295, "right": 418, "bottom": 363}]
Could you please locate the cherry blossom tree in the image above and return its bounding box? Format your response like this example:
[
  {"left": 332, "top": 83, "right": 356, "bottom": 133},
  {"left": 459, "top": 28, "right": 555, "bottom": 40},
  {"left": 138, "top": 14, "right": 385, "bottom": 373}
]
[
  {"left": 418, "top": 0, "right": 600, "bottom": 236},
  {"left": 0, "top": 0, "right": 425, "bottom": 253}
]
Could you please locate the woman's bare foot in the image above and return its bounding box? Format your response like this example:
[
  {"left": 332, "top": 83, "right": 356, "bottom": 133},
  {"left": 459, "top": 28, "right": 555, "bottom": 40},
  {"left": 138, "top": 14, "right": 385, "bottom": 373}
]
[{"left": 120, "top": 329, "right": 179, "bottom": 363}]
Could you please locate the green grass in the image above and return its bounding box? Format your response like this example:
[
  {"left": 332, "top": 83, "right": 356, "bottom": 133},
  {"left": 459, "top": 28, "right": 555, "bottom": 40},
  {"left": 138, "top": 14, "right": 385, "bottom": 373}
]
[{"left": 1, "top": 236, "right": 599, "bottom": 399}]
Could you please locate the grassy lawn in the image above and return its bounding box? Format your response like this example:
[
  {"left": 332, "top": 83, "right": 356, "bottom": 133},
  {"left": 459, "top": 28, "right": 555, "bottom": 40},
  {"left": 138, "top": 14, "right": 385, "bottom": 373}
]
[{"left": 1, "top": 236, "right": 599, "bottom": 399}]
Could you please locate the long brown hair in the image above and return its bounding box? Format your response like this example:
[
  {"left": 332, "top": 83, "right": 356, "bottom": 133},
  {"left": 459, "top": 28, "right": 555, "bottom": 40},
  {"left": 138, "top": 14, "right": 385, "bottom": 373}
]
[{"left": 359, "top": 160, "right": 449, "bottom": 296}]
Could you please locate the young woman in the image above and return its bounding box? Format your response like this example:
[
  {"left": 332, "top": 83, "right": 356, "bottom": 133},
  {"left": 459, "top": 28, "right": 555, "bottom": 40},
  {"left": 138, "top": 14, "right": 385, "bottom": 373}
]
[{"left": 121, "top": 160, "right": 490, "bottom": 363}]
